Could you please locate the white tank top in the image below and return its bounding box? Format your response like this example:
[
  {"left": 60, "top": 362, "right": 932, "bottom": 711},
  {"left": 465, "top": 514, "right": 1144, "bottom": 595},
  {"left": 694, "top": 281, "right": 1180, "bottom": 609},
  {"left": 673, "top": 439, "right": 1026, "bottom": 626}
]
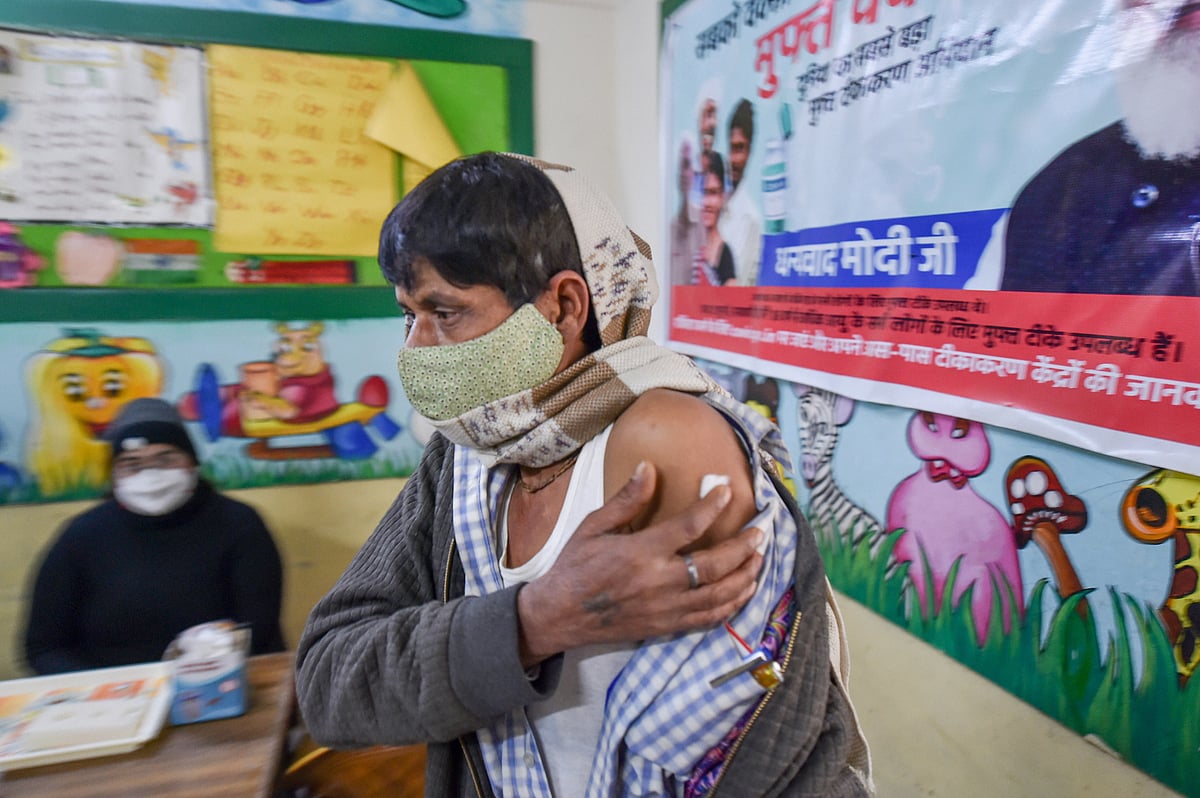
[{"left": 497, "top": 425, "right": 635, "bottom": 796}]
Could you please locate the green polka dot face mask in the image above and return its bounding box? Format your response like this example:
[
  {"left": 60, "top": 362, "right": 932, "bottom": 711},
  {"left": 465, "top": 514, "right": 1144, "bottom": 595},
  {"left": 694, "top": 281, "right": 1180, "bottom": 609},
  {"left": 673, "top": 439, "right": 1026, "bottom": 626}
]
[{"left": 395, "top": 303, "right": 565, "bottom": 421}]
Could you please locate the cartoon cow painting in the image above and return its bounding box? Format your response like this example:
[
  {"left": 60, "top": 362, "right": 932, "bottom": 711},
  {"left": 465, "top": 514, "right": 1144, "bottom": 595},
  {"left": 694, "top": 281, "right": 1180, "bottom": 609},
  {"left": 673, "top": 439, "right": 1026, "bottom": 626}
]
[
  {"left": 887, "top": 411, "right": 1023, "bottom": 644},
  {"left": 179, "top": 321, "right": 399, "bottom": 460}
]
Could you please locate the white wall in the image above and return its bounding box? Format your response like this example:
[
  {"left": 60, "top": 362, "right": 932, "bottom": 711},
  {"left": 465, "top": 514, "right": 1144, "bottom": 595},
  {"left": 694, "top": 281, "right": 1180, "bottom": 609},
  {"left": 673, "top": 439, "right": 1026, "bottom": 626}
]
[
  {"left": 525, "top": 0, "right": 667, "bottom": 341},
  {"left": 524, "top": 1, "right": 619, "bottom": 189}
]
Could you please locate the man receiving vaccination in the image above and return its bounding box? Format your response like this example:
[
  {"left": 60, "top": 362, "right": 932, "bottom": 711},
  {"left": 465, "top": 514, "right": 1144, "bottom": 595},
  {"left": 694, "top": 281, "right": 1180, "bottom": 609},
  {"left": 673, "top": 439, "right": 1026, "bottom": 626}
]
[{"left": 295, "top": 152, "right": 872, "bottom": 797}]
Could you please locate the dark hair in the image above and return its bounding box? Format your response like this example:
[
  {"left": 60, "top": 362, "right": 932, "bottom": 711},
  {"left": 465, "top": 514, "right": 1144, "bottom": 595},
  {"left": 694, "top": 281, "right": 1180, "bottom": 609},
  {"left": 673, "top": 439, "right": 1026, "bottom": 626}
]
[
  {"left": 729, "top": 99, "right": 754, "bottom": 143},
  {"left": 705, "top": 150, "right": 726, "bottom": 185},
  {"left": 379, "top": 152, "right": 584, "bottom": 310}
]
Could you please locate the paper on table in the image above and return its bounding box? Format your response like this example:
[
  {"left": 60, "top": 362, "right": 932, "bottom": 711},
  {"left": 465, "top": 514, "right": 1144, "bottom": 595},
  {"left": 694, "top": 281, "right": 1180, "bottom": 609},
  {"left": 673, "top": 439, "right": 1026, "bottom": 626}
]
[
  {"left": 0, "top": 662, "right": 172, "bottom": 771},
  {"left": 365, "top": 61, "right": 462, "bottom": 184}
]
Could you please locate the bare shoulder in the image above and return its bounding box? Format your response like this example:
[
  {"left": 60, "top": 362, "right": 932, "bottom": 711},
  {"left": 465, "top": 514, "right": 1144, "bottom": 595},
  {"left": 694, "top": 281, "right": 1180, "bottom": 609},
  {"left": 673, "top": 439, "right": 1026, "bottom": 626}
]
[
  {"left": 606, "top": 389, "right": 756, "bottom": 544},
  {"left": 608, "top": 389, "right": 733, "bottom": 455}
]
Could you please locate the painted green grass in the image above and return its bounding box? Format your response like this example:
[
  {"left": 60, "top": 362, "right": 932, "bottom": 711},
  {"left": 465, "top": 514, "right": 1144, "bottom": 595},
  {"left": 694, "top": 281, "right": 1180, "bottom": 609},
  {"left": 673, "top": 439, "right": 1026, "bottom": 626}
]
[
  {"left": 811, "top": 517, "right": 1200, "bottom": 797},
  {"left": 0, "top": 479, "right": 99, "bottom": 506},
  {"left": 203, "top": 448, "right": 415, "bottom": 488},
  {"left": 0, "top": 450, "right": 417, "bottom": 507}
]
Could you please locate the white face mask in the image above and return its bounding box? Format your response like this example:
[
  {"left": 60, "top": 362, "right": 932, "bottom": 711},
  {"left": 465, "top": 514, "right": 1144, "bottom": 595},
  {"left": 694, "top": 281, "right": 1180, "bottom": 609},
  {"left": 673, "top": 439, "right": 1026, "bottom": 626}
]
[{"left": 113, "top": 468, "right": 199, "bottom": 516}]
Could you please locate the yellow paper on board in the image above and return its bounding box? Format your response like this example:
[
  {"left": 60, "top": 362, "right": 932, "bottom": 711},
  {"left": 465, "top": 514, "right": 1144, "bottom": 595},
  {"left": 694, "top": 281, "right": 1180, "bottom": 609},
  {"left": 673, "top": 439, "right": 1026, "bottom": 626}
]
[
  {"left": 366, "top": 62, "right": 462, "bottom": 173},
  {"left": 208, "top": 44, "right": 396, "bottom": 256},
  {"left": 402, "top": 156, "right": 434, "bottom": 195}
]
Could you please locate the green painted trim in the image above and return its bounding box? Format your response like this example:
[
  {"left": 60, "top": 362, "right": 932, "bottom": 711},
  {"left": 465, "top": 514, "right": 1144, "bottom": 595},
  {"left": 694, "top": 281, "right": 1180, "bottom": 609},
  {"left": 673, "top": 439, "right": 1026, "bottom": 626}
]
[
  {"left": 0, "top": 287, "right": 400, "bottom": 323},
  {"left": 661, "top": 0, "right": 692, "bottom": 31},
  {"left": 0, "top": 0, "right": 534, "bottom": 320},
  {"left": 507, "top": 39, "right": 536, "bottom": 154},
  {"left": 0, "top": 1, "right": 527, "bottom": 66}
]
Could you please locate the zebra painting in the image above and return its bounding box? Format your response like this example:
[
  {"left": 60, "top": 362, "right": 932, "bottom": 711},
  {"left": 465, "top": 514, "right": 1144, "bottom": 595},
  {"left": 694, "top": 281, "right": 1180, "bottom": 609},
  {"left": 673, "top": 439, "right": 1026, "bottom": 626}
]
[{"left": 794, "top": 385, "right": 882, "bottom": 549}]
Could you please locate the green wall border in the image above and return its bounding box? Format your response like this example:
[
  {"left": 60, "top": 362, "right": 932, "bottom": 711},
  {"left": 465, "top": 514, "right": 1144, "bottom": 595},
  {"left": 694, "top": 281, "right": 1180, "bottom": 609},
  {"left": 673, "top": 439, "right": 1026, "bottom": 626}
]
[
  {"left": 661, "top": 0, "right": 691, "bottom": 24},
  {"left": 0, "top": 0, "right": 533, "bottom": 323},
  {"left": 0, "top": 286, "right": 398, "bottom": 323}
]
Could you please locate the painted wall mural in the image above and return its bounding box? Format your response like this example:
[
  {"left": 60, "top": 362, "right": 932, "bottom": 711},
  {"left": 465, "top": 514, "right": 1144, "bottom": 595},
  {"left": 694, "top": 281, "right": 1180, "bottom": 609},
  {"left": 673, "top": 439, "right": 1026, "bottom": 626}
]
[
  {"left": 24, "top": 330, "right": 164, "bottom": 497},
  {"left": 698, "top": 355, "right": 1200, "bottom": 794},
  {"left": 793, "top": 385, "right": 881, "bottom": 549},
  {"left": 177, "top": 321, "right": 401, "bottom": 461},
  {"left": 0, "top": 319, "right": 425, "bottom": 504}
]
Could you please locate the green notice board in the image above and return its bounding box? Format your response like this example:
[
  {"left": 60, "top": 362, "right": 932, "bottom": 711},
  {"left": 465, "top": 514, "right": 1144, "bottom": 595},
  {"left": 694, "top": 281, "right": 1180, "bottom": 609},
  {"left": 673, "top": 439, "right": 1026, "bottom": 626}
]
[{"left": 0, "top": 0, "right": 534, "bottom": 322}]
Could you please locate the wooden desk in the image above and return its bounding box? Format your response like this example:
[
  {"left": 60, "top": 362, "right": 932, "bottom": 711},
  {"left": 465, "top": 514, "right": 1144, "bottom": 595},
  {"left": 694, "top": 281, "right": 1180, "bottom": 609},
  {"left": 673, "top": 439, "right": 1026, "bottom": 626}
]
[{"left": 1, "top": 652, "right": 295, "bottom": 798}]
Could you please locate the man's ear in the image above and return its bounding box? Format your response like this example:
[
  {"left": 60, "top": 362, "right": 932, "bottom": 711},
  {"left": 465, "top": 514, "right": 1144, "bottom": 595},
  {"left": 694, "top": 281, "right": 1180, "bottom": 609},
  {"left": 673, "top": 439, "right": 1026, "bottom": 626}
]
[{"left": 539, "top": 271, "right": 591, "bottom": 340}]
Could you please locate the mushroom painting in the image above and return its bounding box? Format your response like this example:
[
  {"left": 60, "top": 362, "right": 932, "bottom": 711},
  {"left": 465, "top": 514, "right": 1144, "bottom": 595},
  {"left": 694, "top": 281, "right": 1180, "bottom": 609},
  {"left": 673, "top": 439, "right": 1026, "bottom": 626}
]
[{"left": 1004, "top": 456, "right": 1089, "bottom": 619}]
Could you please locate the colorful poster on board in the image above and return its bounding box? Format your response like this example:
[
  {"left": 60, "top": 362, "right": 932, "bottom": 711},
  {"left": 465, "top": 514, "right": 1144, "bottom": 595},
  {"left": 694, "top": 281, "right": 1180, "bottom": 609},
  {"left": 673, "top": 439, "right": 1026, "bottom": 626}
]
[
  {"left": 0, "top": 30, "right": 210, "bottom": 225},
  {"left": 661, "top": 0, "right": 1200, "bottom": 474}
]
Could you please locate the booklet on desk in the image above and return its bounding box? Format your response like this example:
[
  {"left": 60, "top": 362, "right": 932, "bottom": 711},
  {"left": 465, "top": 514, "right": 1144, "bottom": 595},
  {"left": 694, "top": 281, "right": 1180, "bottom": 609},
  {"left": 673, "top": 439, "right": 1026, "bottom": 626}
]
[{"left": 0, "top": 661, "right": 173, "bottom": 771}]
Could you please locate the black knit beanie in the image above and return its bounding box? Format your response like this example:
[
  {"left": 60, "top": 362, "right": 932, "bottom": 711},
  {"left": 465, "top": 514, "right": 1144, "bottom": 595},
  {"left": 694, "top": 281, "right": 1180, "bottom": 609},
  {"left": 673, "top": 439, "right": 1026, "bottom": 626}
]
[{"left": 102, "top": 398, "right": 198, "bottom": 463}]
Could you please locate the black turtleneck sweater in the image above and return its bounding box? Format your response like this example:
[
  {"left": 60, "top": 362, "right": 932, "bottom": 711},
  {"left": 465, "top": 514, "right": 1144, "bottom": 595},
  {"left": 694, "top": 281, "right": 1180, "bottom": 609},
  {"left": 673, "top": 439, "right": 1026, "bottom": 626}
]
[{"left": 24, "top": 481, "right": 285, "bottom": 674}]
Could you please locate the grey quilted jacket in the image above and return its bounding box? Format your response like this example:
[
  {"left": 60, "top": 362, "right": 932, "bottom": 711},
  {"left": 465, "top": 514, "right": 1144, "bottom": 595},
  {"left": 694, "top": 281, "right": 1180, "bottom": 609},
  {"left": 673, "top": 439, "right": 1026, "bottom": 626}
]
[{"left": 296, "top": 430, "right": 873, "bottom": 797}]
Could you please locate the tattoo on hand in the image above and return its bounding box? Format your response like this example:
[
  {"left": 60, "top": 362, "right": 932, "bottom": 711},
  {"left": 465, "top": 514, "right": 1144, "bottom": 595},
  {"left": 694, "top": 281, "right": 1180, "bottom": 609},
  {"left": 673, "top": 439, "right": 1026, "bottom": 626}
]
[{"left": 582, "top": 593, "right": 618, "bottom": 626}]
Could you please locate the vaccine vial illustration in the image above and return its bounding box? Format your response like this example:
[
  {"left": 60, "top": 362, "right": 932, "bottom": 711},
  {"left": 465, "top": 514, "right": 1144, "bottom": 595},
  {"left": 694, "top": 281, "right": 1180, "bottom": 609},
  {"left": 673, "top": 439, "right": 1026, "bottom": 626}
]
[{"left": 762, "top": 137, "right": 787, "bottom": 234}]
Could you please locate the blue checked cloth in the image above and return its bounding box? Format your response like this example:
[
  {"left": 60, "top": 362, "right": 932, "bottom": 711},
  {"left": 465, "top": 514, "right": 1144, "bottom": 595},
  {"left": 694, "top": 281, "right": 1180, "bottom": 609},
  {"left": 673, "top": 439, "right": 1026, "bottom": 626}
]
[{"left": 452, "top": 394, "right": 799, "bottom": 798}]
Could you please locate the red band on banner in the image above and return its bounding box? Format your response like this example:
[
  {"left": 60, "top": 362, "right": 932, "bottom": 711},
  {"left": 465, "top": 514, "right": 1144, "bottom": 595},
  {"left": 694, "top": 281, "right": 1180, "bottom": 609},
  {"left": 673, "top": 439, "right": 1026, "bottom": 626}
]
[{"left": 670, "top": 285, "right": 1198, "bottom": 449}]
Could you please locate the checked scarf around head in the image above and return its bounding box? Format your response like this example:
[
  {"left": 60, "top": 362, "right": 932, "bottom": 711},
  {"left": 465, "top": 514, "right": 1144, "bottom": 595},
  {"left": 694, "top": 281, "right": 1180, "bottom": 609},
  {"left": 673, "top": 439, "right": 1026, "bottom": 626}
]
[{"left": 420, "top": 154, "right": 724, "bottom": 468}]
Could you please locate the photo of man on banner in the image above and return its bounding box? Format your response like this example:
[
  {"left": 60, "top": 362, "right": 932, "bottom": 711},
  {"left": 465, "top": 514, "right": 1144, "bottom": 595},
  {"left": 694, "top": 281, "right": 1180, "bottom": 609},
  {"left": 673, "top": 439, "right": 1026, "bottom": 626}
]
[{"left": 1002, "top": 0, "right": 1200, "bottom": 297}]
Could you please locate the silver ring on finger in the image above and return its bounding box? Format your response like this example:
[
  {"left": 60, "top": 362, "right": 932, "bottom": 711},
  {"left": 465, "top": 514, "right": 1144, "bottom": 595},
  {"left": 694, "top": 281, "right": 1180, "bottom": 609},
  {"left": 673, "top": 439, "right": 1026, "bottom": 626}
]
[{"left": 683, "top": 553, "right": 701, "bottom": 590}]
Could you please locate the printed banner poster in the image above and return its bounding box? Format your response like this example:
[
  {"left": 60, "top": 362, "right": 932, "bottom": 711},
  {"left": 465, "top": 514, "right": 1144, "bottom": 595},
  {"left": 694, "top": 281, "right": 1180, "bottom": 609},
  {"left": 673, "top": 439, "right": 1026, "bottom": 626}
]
[{"left": 661, "top": 0, "right": 1200, "bottom": 474}]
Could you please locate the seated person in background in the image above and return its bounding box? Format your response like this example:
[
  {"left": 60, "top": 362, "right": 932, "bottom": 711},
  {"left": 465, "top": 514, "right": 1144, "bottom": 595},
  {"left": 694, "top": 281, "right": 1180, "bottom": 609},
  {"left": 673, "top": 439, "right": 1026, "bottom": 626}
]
[
  {"left": 296, "top": 152, "right": 871, "bottom": 797},
  {"left": 24, "top": 398, "right": 285, "bottom": 674}
]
